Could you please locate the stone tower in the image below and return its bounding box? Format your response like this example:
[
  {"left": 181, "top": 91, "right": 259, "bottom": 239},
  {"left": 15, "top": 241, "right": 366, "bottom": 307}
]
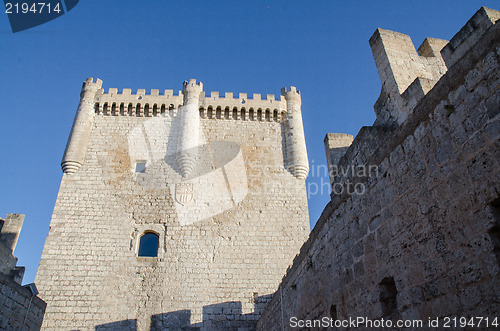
[{"left": 36, "top": 79, "right": 310, "bottom": 330}]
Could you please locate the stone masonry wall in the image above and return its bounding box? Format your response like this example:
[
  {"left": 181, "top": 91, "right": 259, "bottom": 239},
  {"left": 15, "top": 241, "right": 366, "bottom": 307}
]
[
  {"left": 0, "top": 214, "right": 46, "bottom": 330},
  {"left": 36, "top": 92, "right": 309, "bottom": 330},
  {"left": 0, "top": 275, "right": 46, "bottom": 330},
  {"left": 258, "top": 7, "right": 500, "bottom": 330}
]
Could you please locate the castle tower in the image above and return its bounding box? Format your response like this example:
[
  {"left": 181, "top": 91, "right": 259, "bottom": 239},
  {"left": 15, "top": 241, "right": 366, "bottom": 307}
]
[
  {"left": 36, "top": 79, "right": 310, "bottom": 330},
  {"left": 176, "top": 79, "right": 203, "bottom": 177},
  {"left": 61, "top": 77, "right": 102, "bottom": 174},
  {"left": 281, "top": 86, "right": 309, "bottom": 179}
]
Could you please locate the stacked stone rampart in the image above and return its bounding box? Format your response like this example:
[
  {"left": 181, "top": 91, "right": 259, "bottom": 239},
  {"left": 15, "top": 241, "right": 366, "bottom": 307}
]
[
  {"left": 0, "top": 214, "right": 46, "bottom": 330},
  {"left": 258, "top": 7, "right": 500, "bottom": 330}
]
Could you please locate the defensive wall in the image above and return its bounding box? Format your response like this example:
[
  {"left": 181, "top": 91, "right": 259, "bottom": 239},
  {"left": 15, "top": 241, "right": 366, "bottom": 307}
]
[
  {"left": 258, "top": 7, "right": 500, "bottom": 330},
  {"left": 0, "top": 214, "right": 46, "bottom": 330}
]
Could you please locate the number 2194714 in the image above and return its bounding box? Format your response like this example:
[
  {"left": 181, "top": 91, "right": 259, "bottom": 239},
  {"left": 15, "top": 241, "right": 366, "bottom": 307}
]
[{"left": 5, "top": 2, "right": 62, "bottom": 14}]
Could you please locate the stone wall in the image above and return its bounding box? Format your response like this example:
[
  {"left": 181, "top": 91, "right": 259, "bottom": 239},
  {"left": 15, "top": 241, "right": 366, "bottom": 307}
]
[
  {"left": 0, "top": 275, "right": 46, "bottom": 330},
  {"left": 0, "top": 214, "right": 46, "bottom": 330},
  {"left": 258, "top": 7, "right": 500, "bottom": 330},
  {"left": 36, "top": 82, "right": 310, "bottom": 330}
]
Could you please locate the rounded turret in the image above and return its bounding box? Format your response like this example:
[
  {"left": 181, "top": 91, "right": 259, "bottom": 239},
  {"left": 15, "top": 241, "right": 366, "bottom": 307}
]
[
  {"left": 182, "top": 79, "right": 203, "bottom": 103},
  {"left": 281, "top": 86, "right": 309, "bottom": 180},
  {"left": 176, "top": 79, "right": 203, "bottom": 178},
  {"left": 61, "top": 77, "right": 102, "bottom": 174}
]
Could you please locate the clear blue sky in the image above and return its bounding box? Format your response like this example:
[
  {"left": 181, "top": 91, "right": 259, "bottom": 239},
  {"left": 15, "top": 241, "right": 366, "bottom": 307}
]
[{"left": 1, "top": 1, "right": 497, "bottom": 285}]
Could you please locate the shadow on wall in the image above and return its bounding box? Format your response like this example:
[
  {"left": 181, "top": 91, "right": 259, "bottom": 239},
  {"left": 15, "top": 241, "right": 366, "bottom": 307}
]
[{"left": 95, "top": 294, "right": 273, "bottom": 330}]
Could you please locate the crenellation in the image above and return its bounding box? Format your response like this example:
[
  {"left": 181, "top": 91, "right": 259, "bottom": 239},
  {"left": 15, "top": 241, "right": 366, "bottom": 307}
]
[
  {"left": 0, "top": 214, "right": 24, "bottom": 255},
  {"left": 441, "top": 7, "right": 500, "bottom": 69},
  {"left": 370, "top": 28, "right": 448, "bottom": 125},
  {"left": 417, "top": 38, "right": 448, "bottom": 58},
  {"left": 371, "top": 6, "right": 499, "bottom": 127},
  {"left": 200, "top": 92, "right": 285, "bottom": 112},
  {"left": 95, "top": 84, "right": 288, "bottom": 123}
]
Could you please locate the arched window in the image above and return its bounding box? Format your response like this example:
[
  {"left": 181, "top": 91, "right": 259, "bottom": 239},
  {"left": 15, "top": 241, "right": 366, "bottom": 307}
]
[
  {"left": 136, "top": 103, "right": 141, "bottom": 116},
  {"left": 138, "top": 232, "right": 159, "bottom": 257}
]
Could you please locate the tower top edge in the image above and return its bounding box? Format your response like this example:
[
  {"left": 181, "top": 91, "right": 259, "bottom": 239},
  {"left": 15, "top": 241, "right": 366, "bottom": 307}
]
[{"left": 94, "top": 79, "right": 294, "bottom": 104}]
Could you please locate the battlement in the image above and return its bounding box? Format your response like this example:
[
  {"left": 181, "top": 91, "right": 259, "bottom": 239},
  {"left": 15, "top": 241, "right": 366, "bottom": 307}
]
[
  {"left": 204, "top": 91, "right": 281, "bottom": 101},
  {"left": 80, "top": 77, "right": 103, "bottom": 99},
  {"left": 101, "top": 88, "right": 181, "bottom": 97},
  {"left": 94, "top": 82, "right": 288, "bottom": 120},
  {"left": 370, "top": 6, "right": 499, "bottom": 125},
  {"left": 370, "top": 29, "right": 447, "bottom": 95},
  {"left": 83, "top": 77, "right": 103, "bottom": 92},
  {"left": 280, "top": 86, "right": 298, "bottom": 94},
  {"left": 370, "top": 28, "right": 448, "bottom": 124},
  {"left": 0, "top": 214, "right": 25, "bottom": 281},
  {"left": 85, "top": 77, "right": 102, "bottom": 85},
  {"left": 0, "top": 214, "right": 24, "bottom": 254},
  {"left": 99, "top": 88, "right": 283, "bottom": 101},
  {"left": 183, "top": 78, "right": 203, "bottom": 91},
  {"left": 441, "top": 6, "right": 500, "bottom": 68},
  {"left": 281, "top": 86, "right": 301, "bottom": 104}
]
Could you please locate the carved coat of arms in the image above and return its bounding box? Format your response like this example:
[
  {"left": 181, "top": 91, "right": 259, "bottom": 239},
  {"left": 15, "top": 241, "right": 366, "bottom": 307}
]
[{"left": 175, "top": 183, "right": 193, "bottom": 205}]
